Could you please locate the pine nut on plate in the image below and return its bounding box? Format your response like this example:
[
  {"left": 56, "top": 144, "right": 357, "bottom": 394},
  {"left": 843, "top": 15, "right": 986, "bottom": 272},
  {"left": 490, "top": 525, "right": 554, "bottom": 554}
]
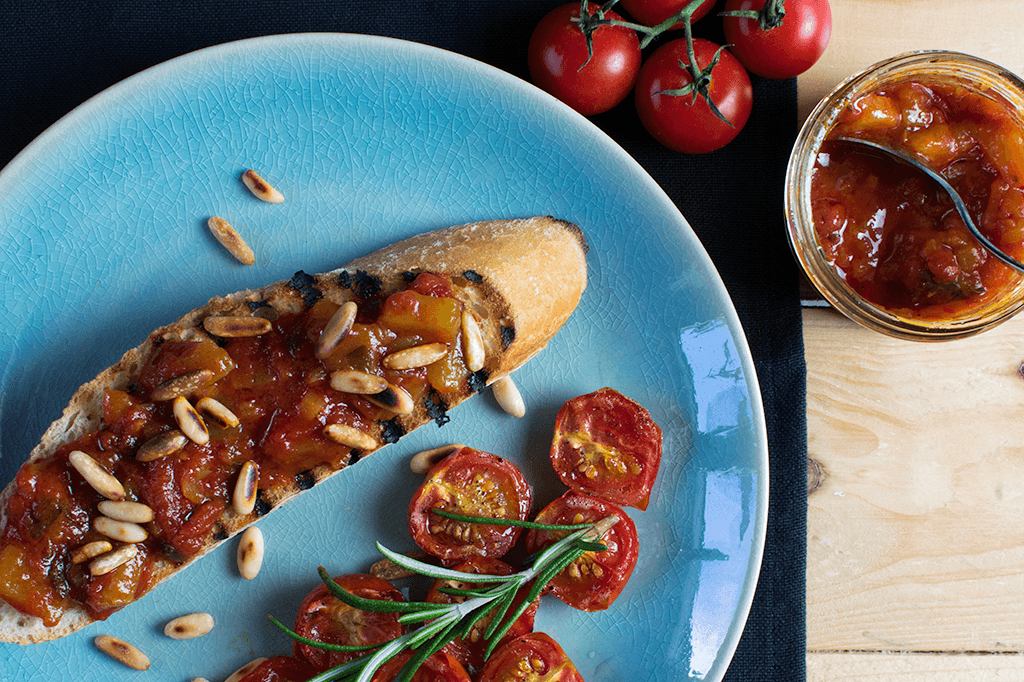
[
  {"left": 164, "top": 612, "right": 215, "bottom": 639},
  {"left": 94, "top": 634, "right": 150, "bottom": 670}
]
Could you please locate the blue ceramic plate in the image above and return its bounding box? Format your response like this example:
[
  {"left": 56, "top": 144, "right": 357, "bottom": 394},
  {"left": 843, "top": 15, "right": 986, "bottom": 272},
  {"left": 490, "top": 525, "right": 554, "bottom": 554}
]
[{"left": 0, "top": 34, "right": 767, "bottom": 682}]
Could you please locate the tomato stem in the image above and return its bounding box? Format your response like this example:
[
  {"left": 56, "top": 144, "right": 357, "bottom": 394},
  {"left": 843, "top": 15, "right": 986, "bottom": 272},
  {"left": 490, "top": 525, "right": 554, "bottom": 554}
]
[
  {"left": 637, "top": 0, "right": 715, "bottom": 50},
  {"left": 573, "top": 0, "right": 651, "bottom": 70},
  {"left": 719, "top": 0, "right": 787, "bottom": 31},
  {"left": 652, "top": 18, "right": 736, "bottom": 127}
]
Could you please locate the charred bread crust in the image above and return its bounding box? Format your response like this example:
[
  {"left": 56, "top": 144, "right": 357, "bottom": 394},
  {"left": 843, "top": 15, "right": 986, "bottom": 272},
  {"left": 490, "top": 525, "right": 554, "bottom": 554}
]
[{"left": 0, "top": 216, "right": 587, "bottom": 644}]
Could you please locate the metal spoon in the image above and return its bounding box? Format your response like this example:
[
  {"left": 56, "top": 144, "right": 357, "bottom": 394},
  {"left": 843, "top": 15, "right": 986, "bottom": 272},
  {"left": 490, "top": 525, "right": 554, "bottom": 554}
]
[{"left": 836, "top": 136, "right": 1024, "bottom": 274}]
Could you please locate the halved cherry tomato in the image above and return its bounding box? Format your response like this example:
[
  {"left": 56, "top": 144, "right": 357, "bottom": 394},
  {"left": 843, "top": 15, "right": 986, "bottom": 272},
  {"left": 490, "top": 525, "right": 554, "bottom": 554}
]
[
  {"left": 475, "top": 632, "right": 585, "bottom": 682},
  {"left": 239, "top": 655, "right": 320, "bottom": 682},
  {"left": 550, "top": 387, "right": 662, "bottom": 509},
  {"left": 528, "top": 2, "right": 642, "bottom": 116},
  {"left": 408, "top": 446, "right": 532, "bottom": 566},
  {"left": 369, "top": 650, "right": 471, "bottom": 682},
  {"left": 425, "top": 556, "right": 539, "bottom": 670},
  {"left": 618, "top": 0, "right": 717, "bottom": 28},
  {"left": 293, "top": 573, "right": 406, "bottom": 672},
  {"left": 525, "top": 491, "right": 638, "bottom": 612}
]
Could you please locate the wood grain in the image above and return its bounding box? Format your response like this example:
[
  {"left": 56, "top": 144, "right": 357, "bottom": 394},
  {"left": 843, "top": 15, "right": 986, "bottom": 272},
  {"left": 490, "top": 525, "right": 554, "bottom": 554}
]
[
  {"left": 805, "top": 307, "right": 1024, "bottom": 653},
  {"left": 808, "top": 652, "right": 1024, "bottom": 680}
]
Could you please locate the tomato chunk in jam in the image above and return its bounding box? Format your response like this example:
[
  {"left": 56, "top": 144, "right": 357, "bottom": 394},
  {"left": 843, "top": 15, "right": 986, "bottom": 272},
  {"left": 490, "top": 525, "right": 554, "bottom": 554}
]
[
  {"left": 0, "top": 271, "right": 480, "bottom": 625},
  {"left": 812, "top": 79, "right": 1024, "bottom": 319}
]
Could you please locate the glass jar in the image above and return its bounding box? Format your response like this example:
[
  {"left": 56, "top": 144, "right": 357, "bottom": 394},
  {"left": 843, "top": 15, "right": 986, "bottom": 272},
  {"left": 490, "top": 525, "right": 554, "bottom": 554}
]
[{"left": 785, "top": 51, "right": 1024, "bottom": 340}]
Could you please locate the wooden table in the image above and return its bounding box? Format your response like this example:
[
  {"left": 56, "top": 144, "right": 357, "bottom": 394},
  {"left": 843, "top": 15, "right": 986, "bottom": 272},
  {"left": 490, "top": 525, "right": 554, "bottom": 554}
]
[{"left": 798, "top": 1, "right": 1024, "bottom": 679}]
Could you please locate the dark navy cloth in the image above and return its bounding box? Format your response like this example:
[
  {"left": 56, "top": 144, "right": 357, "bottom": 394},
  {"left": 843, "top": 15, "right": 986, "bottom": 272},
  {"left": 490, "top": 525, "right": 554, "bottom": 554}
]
[{"left": 0, "top": 2, "right": 806, "bottom": 679}]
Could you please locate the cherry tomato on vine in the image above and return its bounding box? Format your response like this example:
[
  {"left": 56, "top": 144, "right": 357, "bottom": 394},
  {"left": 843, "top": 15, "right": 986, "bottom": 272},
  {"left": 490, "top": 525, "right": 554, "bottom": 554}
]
[
  {"left": 292, "top": 573, "right": 406, "bottom": 672},
  {"left": 635, "top": 38, "right": 753, "bottom": 154},
  {"left": 425, "top": 556, "right": 539, "bottom": 670},
  {"left": 527, "top": 2, "right": 642, "bottom": 116},
  {"left": 550, "top": 387, "right": 662, "bottom": 509},
  {"left": 476, "top": 632, "right": 585, "bottom": 682},
  {"left": 525, "top": 491, "right": 639, "bottom": 612},
  {"left": 618, "top": 0, "right": 717, "bottom": 29},
  {"left": 722, "top": 0, "right": 832, "bottom": 79},
  {"left": 369, "top": 651, "right": 472, "bottom": 682},
  {"left": 238, "top": 655, "right": 320, "bottom": 682},
  {"left": 407, "top": 446, "right": 532, "bottom": 565}
]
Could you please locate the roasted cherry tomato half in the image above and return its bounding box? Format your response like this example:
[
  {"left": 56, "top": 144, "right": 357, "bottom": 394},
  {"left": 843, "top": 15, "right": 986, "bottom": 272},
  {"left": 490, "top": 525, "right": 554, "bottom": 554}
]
[
  {"left": 722, "top": 0, "right": 832, "bottom": 79},
  {"left": 526, "top": 491, "right": 639, "bottom": 612},
  {"left": 550, "top": 387, "right": 662, "bottom": 509},
  {"left": 618, "top": 0, "right": 717, "bottom": 28},
  {"left": 292, "top": 573, "right": 406, "bottom": 672},
  {"left": 408, "top": 446, "right": 532, "bottom": 565},
  {"left": 528, "top": 2, "right": 642, "bottom": 116},
  {"left": 238, "top": 655, "right": 320, "bottom": 682},
  {"left": 476, "top": 632, "right": 585, "bottom": 682},
  {"left": 425, "top": 556, "right": 539, "bottom": 670},
  {"left": 369, "top": 650, "right": 471, "bottom": 682},
  {"left": 635, "top": 38, "right": 753, "bottom": 154}
]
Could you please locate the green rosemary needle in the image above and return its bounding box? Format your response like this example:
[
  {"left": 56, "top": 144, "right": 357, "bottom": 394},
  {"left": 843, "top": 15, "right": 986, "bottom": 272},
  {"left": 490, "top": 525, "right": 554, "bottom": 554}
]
[{"left": 269, "top": 513, "right": 617, "bottom": 682}]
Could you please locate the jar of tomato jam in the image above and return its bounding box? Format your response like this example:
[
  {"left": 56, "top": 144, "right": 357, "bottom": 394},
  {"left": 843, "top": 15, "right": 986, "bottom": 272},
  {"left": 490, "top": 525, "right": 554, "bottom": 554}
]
[{"left": 786, "top": 51, "right": 1024, "bottom": 340}]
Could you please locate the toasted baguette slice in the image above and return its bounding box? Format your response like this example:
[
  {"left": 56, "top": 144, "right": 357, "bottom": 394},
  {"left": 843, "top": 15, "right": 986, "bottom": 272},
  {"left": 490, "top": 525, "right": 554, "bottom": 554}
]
[{"left": 0, "top": 216, "right": 587, "bottom": 644}]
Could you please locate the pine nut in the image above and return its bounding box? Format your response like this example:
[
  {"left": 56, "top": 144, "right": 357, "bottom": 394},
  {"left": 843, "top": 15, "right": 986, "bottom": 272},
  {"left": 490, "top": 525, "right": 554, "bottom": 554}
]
[
  {"left": 173, "top": 397, "right": 210, "bottom": 445},
  {"left": 237, "top": 526, "right": 264, "bottom": 580},
  {"left": 94, "top": 634, "right": 150, "bottom": 671},
  {"left": 409, "top": 444, "right": 464, "bottom": 474},
  {"left": 151, "top": 369, "right": 216, "bottom": 401},
  {"left": 366, "top": 383, "right": 415, "bottom": 415},
  {"left": 383, "top": 342, "right": 448, "bottom": 370},
  {"left": 208, "top": 216, "right": 255, "bottom": 266},
  {"left": 492, "top": 375, "right": 525, "bottom": 418},
  {"left": 68, "top": 450, "right": 125, "bottom": 501},
  {"left": 323, "top": 424, "right": 377, "bottom": 450},
  {"left": 330, "top": 369, "right": 388, "bottom": 394},
  {"left": 197, "top": 396, "right": 240, "bottom": 428},
  {"left": 136, "top": 429, "right": 189, "bottom": 462},
  {"left": 316, "top": 301, "right": 358, "bottom": 359},
  {"left": 225, "top": 658, "right": 269, "bottom": 682},
  {"left": 97, "top": 500, "right": 155, "bottom": 524},
  {"left": 164, "top": 612, "right": 215, "bottom": 640},
  {"left": 94, "top": 516, "right": 148, "bottom": 543},
  {"left": 233, "top": 461, "right": 259, "bottom": 515},
  {"left": 71, "top": 540, "right": 113, "bottom": 565},
  {"left": 89, "top": 544, "right": 138, "bottom": 576},
  {"left": 461, "top": 310, "right": 485, "bottom": 372},
  {"left": 242, "top": 169, "right": 284, "bottom": 203},
  {"left": 202, "top": 315, "right": 272, "bottom": 337}
]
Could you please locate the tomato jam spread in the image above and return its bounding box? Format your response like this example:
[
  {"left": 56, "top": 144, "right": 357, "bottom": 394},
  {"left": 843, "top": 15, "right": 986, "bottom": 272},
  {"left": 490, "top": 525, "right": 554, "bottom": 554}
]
[
  {"left": 811, "top": 78, "right": 1024, "bottom": 318},
  {"left": 0, "top": 271, "right": 491, "bottom": 626}
]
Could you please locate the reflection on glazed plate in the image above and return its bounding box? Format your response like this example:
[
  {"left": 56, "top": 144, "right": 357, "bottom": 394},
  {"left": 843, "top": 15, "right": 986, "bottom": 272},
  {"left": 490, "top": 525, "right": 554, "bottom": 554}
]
[{"left": 0, "top": 34, "right": 766, "bottom": 682}]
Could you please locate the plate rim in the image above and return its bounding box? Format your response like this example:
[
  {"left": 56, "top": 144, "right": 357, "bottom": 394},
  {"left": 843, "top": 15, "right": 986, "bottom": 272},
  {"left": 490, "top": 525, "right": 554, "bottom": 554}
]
[{"left": 0, "top": 31, "right": 769, "bottom": 681}]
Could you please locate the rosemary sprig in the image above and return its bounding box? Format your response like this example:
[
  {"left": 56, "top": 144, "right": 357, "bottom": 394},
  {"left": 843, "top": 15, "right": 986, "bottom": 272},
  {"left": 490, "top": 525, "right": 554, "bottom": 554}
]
[{"left": 270, "top": 513, "right": 616, "bottom": 682}]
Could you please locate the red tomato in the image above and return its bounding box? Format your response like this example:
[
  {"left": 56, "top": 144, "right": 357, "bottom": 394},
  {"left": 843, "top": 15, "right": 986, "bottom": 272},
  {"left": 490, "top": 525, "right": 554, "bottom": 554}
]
[
  {"left": 292, "top": 573, "right": 406, "bottom": 672},
  {"left": 239, "top": 655, "right": 320, "bottom": 682},
  {"left": 527, "top": 2, "right": 642, "bottom": 115},
  {"left": 525, "top": 492, "right": 639, "bottom": 612},
  {"left": 635, "top": 38, "right": 753, "bottom": 154},
  {"left": 618, "top": 0, "right": 717, "bottom": 28},
  {"left": 369, "top": 651, "right": 471, "bottom": 682},
  {"left": 722, "top": 0, "right": 832, "bottom": 79},
  {"left": 476, "top": 632, "right": 585, "bottom": 682},
  {"left": 407, "top": 446, "right": 532, "bottom": 566},
  {"left": 549, "top": 387, "right": 662, "bottom": 509},
  {"left": 424, "top": 556, "right": 539, "bottom": 670}
]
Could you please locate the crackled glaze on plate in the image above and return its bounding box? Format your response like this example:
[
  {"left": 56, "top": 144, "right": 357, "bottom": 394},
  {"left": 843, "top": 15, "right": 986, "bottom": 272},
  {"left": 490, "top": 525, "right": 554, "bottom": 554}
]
[{"left": 0, "top": 34, "right": 766, "bottom": 682}]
